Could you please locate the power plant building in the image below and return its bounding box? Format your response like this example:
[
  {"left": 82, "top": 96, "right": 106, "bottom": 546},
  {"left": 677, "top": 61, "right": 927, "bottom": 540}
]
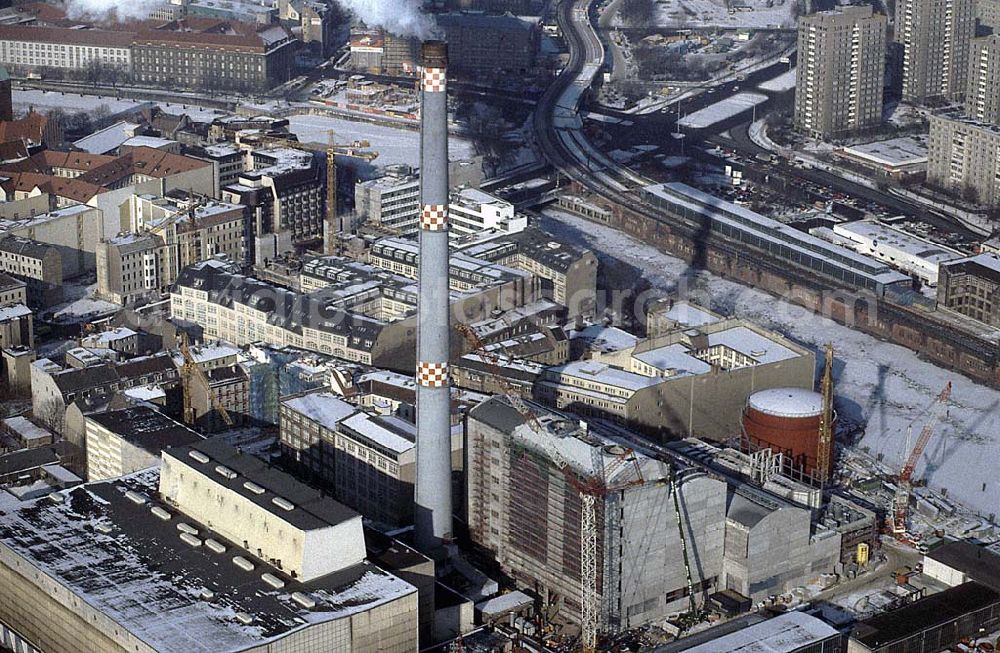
[{"left": 466, "top": 398, "right": 846, "bottom": 634}]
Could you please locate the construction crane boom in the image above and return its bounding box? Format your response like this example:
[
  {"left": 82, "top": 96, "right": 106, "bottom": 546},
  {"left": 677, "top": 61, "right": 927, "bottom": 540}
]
[
  {"left": 893, "top": 382, "right": 952, "bottom": 537},
  {"left": 180, "top": 335, "right": 234, "bottom": 429},
  {"left": 670, "top": 470, "right": 698, "bottom": 617},
  {"left": 817, "top": 344, "right": 835, "bottom": 483}
]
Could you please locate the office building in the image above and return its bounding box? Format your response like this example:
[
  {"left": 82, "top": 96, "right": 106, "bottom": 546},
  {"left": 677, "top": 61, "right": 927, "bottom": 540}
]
[
  {"left": 936, "top": 252, "right": 1000, "bottom": 325},
  {"left": 896, "top": 0, "right": 975, "bottom": 103},
  {"left": 795, "top": 6, "right": 887, "bottom": 138}
]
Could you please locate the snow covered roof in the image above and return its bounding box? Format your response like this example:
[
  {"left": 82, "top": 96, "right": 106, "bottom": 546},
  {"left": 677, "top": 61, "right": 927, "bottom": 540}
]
[
  {"left": 547, "top": 360, "right": 661, "bottom": 392},
  {"left": 0, "top": 302, "right": 30, "bottom": 321},
  {"left": 339, "top": 413, "right": 414, "bottom": 455},
  {"left": 656, "top": 301, "right": 721, "bottom": 328},
  {"left": 281, "top": 391, "right": 357, "bottom": 428},
  {"left": 2, "top": 415, "right": 50, "bottom": 443},
  {"left": 841, "top": 137, "right": 928, "bottom": 167},
  {"left": 475, "top": 590, "right": 533, "bottom": 617},
  {"left": 73, "top": 121, "right": 142, "bottom": 155},
  {"left": 677, "top": 93, "right": 768, "bottom": 130},
  {"left": 747, "top": 388, "right": 823, "bottom": 418},
  {"left": 707, "top": 325, "right": 799, "bottom": 364},
  {"left": 663, "top": 612, "right": 838, "bottom": 652},
  {"left": 0, "top": 468, "right": 416, "bottom": 653},
  {"left": 634, "top": 343, "right": 713, "bottom": 377}
]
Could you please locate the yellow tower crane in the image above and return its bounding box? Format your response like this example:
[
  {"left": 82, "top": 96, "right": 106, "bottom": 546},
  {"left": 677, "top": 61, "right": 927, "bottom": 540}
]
[{"left": 179, "top": 334, "right": 234, "bottom": 429}]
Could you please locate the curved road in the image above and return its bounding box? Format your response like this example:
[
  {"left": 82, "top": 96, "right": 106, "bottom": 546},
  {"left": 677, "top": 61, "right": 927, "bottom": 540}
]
[{"left": 534, "top": 0, "right": 979, "bottom": 239}]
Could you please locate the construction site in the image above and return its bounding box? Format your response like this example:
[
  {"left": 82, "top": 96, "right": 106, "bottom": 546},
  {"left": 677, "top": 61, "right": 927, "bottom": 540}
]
[{"left": 455, "top": 326, "right": 992, "bottom": 651}]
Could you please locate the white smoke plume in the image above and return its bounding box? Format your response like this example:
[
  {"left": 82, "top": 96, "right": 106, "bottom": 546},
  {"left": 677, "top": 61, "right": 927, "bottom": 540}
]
[
  {"left": 336, "top": 0, "right": 437, "bottom": 39},
  {"left": 63, "top": 0, "right": 162, "bottom": 20}
]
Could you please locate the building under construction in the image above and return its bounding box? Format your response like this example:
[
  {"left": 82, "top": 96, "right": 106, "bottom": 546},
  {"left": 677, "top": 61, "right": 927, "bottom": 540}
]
[{"left": 465, "top": 397, "right": 872, "bottom": 641}]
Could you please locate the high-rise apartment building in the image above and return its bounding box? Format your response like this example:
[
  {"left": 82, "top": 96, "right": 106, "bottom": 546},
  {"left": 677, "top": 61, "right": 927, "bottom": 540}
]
[
  {"left": 927, "top": 112, "right": 1000, "bottom": 204},
  {"left": 967, "top": 35, "right": 1000, "bottom": 125},
  {"left": 794, "top": 6, "right": 887, "bottom": 139},
  {"left": 896, "top": 0, "right": 975, "bottom": 104}
]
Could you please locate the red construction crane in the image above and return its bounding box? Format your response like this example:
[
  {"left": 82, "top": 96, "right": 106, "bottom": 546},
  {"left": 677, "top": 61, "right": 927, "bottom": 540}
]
[{"left": 892, "top": 382, "right": 952, "bottom": 539}]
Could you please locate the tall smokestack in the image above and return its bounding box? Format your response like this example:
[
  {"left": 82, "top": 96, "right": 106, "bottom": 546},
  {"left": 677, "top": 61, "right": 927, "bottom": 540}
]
[{"left": 414, "top": 40, "right": 453, "bottom": 553}]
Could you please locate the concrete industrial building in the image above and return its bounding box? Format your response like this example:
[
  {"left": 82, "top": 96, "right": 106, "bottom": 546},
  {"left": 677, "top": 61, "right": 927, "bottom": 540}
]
[
  {"left": 896, "top": 0, "right": 976, "bottom": 104},
  {"left": 655, "top": 612, "right": 841, "bottom": 653},
  {"left": 436, "top": 13, "right": 538, "bottom": 77},
  {"left": 466, "top": 397, "right": 847, "bottom": 635},
  {"left": 534, "top": 318, "right": 815, "bottom": 441},
  {"left": 795, "top": 6, "right": 887, "bottom": 139},
  {"left": 927, "top": 113, "right": 1000, "bottom": 205},
  {"left": 967, "top": 35, "right": 1000, "bottom": 126},
  {"left": 936, "top": 252, "right": 1000, "bottom": 325},
  {"left": 0, "top": 438, "right": 420, "bottom": 653}
]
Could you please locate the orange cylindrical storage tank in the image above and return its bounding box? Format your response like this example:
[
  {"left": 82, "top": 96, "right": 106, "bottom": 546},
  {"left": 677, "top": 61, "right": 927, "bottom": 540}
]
[{"left": 743, "top": 388, "right": 831, "bottom": 479}]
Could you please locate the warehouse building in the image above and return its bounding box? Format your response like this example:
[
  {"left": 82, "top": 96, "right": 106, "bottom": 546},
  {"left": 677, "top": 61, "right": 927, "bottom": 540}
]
[
  {"left": 0, "top": 438, "right": 419, "bottom": 653},
  {"left": 535, "top": 317, "right": 815, "bottom": 442}
]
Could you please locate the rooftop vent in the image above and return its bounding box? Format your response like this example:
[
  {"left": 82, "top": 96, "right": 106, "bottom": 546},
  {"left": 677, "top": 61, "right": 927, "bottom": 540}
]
[
  {"left": 125, "top": 490, "right": 147, "bottom": 505},
  {"left": 233, "top": 556, "right": 254, "bottom": 572},
  {"left": 151, "top": 506, "right": 171, "bottom": 521},
  {"left": 215, "top": 465, "right": 237, "bottom": 480},
  {"left": 272, "top": 496, "right": 295, "bottom": 511},
  {"left": 291, "top": 592, "right": 317, "bottom": 609},
  {"left": 180, "top": 532, "right": 202, "bottom": 547},
  {"left": 235, "top": 612, "right": 254, "bottom": 626},
  {"left": 261, "top": 573, "right": 285, "bottom": 589},
  {"left": 177, "top": 522, "right": 198, "bottom": 535},
  {"left": 189, "top": 450, "right": 210, "bottom": 464},
  {"left": 243, "top": 481, "right": 265, "bottom": 495},
  {"left": 205, "top": 539, "right": 226, "bottom": 554},
  {"left": 199, "top": 589, "right": 215, "bottom": 601}
]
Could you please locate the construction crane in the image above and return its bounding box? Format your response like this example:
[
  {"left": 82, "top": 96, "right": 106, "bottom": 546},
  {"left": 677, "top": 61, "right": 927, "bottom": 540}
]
[
  {"left": 455, "top": 323, "right": 643, "bottom": 653},
  {"left": 179, "top": 334, "right": 234, "bottom": 429},
  {"left": 816, "top": 343, "right": 835, "bottom": 483},
  {"left": 670, "top": 468, "right": 698, "bottom": 620},
  {"left": 892, "top": 382, "right": 952, "bottom": 539}
]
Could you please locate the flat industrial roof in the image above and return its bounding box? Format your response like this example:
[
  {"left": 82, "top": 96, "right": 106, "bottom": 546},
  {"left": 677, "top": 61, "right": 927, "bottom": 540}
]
[
  {"left": 0, "top": 469, "right": 415, "bottom": 653},
  {"left": 657, "top": 611, "right": 838, "bottom": 652},
  {"left": 852, "top": 582, "right": 1000, "bottom": 648},
  {"left": 927, "top": 540, "right": 1000, "bottom": 591}
]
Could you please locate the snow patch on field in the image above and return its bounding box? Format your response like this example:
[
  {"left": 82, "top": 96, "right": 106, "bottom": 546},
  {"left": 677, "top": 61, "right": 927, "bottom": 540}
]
[
  {"left": 286, "top": 113, "right": 476, "bottom": 172},
  {"left": 541, "top": 208, "right": 1000, "bottom": 519}
]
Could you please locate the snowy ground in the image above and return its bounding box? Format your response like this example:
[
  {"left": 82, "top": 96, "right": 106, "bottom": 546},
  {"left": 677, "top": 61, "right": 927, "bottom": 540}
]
[
  {"left": 677, "top": 92, "right": 768, "bottom": 129},
  {"left": 286, "top": 113, "right": 476, "bottom": 172},
  {"left": 758, "top": 67, "right": 797, "bottom": 93},
  {"left": 14, "top": 89, "right": 227, "bottom": 122},
  {"left": 625, "top": 0, "right": 796, "bottom": 28},
  {"left": 540, "top": 208, "right": 1000, "bottom": 519}
]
